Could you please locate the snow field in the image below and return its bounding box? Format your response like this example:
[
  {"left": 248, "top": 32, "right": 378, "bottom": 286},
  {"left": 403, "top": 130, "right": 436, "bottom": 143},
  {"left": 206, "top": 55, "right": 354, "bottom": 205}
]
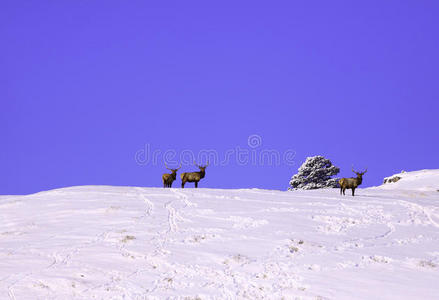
[{"left": 1, "top": 170, "right": 439, "bottom": 299}]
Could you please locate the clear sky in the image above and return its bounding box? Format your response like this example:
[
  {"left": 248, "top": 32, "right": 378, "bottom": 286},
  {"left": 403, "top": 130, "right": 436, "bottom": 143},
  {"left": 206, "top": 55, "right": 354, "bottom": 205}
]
[{"left": 1, "top": 1, "right": 438, "bottom": 194}]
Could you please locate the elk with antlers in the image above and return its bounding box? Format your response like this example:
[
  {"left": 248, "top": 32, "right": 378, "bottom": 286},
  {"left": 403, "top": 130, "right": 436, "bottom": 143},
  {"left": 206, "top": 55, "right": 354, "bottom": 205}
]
[
  {"left": 181, "top": 162, "right": 208, "bottom": 188},
  {"left": 162, "top": 163, "right": 181, "bottom": 188},
  {"left": 339, "top": 166, "right": 367, "bottom": 196}
]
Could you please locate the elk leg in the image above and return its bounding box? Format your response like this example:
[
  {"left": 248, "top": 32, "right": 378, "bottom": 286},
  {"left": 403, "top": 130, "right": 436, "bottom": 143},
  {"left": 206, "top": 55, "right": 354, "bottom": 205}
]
[
  {"left": 352, "top": 188, "right": 355, "bottom": 196},
  {"left": 340, "top": 188, "right": 342, "bottom": 195},
  {"left": 195, "top": 182, "right": 198, "bottom": 188},
  {"left": 343, "top": 188, "right": 346, "bottom": 195},
  {"left": 181, "top": 181, "right": 185, "bottom": 189}
]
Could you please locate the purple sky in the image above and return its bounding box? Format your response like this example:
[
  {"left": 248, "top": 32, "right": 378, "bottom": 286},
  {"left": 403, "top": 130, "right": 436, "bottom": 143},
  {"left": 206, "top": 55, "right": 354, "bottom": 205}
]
[{"left": 1, "top": 1, "right": 438, "bottom": 194}]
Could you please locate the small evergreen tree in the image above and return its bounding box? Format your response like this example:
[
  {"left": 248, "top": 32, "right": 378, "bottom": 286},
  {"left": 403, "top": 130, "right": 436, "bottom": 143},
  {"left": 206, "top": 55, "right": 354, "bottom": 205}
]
[{"left": 289, "top": 155, "right": 340, "bottom": 190}]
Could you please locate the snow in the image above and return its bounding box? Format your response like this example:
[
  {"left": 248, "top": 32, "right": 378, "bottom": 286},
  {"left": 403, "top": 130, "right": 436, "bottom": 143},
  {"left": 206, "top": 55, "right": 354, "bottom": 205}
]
[
  {"left": 1, "top": 170, "right": 439, "bottom": 299},
  {"left": 379, "top": 169, "right": 439, "bottom": 192}
]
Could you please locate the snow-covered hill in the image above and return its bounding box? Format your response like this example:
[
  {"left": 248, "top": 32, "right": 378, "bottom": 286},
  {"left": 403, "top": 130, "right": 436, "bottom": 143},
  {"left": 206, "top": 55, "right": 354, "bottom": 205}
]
[
  {"left": 1, "top": 170, "right": 439, "bottom": 299},
  {"left": 380, "top": 169, "right": 439, "bottom": 192}
]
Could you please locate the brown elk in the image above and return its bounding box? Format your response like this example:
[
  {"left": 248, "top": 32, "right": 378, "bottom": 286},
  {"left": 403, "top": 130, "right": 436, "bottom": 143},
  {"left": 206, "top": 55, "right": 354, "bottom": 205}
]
[
  {"left": 162, "top": 163, "right": 181, "bottom": 188},
  {"left": 181, "top": 162, "right": 208, "bottom": 188},
  {"left": 339, "top": 166, "right": 367, "bottom": 196}
]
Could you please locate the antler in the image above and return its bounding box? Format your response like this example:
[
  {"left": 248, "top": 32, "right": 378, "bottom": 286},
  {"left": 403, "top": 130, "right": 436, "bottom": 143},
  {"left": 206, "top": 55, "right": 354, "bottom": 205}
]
[
  {"left": 353, "top": 165, "right": 367, "bottom": 174},
  {"left": 195, "top": 161, "right": 209, "bottom": 167},
  {"left": 166, "top": 163, "right": 181, "bottom": 170}
]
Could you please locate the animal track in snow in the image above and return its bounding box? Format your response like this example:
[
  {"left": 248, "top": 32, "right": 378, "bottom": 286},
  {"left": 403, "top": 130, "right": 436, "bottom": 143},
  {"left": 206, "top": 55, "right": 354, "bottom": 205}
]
[
  {"left": 164, "top": 201, "right": 178, "bottom": 233},
  {"left": 135, "top": 187, "right": 154, "bottom": 216},
  {"left": 171, "top": 189, "right": 197, "bottom": 207},
  {"left": 398, "top": 200, "right": 439, "bottom": 228}
]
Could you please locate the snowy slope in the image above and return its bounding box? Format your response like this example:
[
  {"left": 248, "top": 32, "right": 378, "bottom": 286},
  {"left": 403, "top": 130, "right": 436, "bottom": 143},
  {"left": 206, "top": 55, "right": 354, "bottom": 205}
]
[
  {"left": 379, "top": 169, "right": 439, "bottom": 192},
  {"left": 1, "top": 172, "right": 439, "bottom": 299}
]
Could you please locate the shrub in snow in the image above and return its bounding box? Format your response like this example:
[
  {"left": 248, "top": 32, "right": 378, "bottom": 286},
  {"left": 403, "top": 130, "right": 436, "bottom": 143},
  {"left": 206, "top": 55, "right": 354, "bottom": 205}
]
[{"left": 289, "top": 155, "right": 340, "bottom": 190}]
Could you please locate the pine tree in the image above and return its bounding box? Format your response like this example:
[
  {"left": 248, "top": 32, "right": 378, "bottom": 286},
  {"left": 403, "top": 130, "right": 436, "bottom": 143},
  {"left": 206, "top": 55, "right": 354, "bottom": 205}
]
[{"left": 289, "top": 155, "right": 340, "bottom": 190}]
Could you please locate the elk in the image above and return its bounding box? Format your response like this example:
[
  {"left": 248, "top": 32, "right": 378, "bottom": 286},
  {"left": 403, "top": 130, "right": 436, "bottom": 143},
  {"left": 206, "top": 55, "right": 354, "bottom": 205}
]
[
  {"left": 339, "top": 166, "right": 367, "bottom": 196},
  {"left": 181, "top": 162, "right": 208, "bottom": 188},
  {"left": 162, "top": 163, "right": 181, "bottom": 188}
]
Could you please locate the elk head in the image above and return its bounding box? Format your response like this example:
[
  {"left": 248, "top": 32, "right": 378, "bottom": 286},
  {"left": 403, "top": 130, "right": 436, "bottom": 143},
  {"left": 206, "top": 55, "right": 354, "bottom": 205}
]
[
  {"left": 194, "top": 161, "right": 209, "bottom": 173},
  {"left": 352, "top": 166, "right": 367, "bottom": 178},
  {"left": 165, "top": 163, "right": 181, "bottom": 175}
]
